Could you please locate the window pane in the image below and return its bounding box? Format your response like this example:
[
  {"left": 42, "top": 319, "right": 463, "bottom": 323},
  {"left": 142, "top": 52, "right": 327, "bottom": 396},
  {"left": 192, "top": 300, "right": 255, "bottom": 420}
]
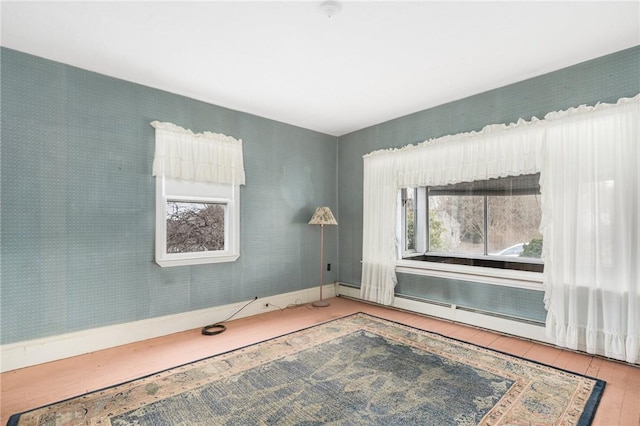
[
  {"left": 404, "top": 188, "right": 415, "bottom": 251},
  {"left": 429, "top": 195, "right": 484, "bottom": 254},
  {"left": 488, "top": 195, "right": 542, "bottom": 259},
  {"left": 429, "top": 173, "right": 540, "bottom": 196},
  {"left": 166, "top": 202, "right": 225, "bottom": 253}
]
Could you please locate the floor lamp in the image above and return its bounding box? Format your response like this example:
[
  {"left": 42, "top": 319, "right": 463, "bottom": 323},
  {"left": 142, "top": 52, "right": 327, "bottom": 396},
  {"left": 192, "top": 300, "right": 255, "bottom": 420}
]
[{"left": 309, "top": 207, "right": 338, "bottom": 307}]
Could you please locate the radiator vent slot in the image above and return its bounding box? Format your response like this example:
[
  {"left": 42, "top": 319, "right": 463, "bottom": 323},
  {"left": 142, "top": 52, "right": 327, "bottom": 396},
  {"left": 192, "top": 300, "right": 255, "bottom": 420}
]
[{"left": 396, "top": 294, "right": 545, "bottom": 326}]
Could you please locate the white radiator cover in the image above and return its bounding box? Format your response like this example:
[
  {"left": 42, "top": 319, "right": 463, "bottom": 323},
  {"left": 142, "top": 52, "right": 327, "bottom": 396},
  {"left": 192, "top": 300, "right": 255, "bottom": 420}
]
[{"left": 337, "top": 283, "right": 549, "bottom": 344}]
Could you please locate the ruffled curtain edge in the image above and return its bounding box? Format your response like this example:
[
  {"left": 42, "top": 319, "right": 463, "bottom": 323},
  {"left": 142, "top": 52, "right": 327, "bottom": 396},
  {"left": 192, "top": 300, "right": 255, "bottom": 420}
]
[
  {"left": 151, "top": 121, "right": 246, "bottom": 186},
  {"left": 150, "top": 120, "right": 243, "bottom": 145},
  {"left": 363, "top": 93, "right": 640, "bottom": 160}
]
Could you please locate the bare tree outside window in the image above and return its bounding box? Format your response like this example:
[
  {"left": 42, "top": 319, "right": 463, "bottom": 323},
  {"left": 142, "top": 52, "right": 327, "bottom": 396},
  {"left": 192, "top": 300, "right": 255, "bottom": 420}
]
[
  {"left": 487, "top": 194, "right": 542, "bottom": 255},
  {"left": 429, "top": 194, "right": 541, "bottom": 256},
  {"left": 430, "top": 195, "right": 485, "bottom": 254},
  {"left": 427, "top": 194, "right": 541, "bottom": 258},
  {"left": 166, "top": 202, "right": 225, "bottom": 253}
]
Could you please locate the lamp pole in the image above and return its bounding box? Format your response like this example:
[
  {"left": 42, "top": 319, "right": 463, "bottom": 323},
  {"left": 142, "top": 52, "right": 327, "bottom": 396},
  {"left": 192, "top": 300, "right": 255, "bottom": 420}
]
[
  {"left": 308, "top": 206, "right": 336, "bottom": 308},
  {"left": 312, "top": 224, "right": 329, "bottom": 307}
]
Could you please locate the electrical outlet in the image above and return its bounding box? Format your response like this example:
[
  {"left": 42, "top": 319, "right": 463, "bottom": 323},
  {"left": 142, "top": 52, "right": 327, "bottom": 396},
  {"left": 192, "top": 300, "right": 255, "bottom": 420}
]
[{"left": 327, "top": 263, "right": 331, "bottom": 271}]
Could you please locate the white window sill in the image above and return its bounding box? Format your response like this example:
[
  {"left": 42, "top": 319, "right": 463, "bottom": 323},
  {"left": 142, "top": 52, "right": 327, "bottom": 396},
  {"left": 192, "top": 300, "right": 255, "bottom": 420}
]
[
  {"left": 156, "top": 253, "right": 240, "bottom": 267},
  {"left": 395, "top": 259, "right": 543, "bottom": 291}
]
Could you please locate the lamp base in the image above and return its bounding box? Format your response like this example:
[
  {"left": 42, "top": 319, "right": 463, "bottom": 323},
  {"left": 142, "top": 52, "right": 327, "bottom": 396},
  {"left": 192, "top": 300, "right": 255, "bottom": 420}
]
[{"left": 312, "top": 300, "right": 330, "bottom": 308}]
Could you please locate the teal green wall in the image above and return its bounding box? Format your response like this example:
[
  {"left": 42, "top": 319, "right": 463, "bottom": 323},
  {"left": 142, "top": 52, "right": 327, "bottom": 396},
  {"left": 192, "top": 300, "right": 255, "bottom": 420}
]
[
  {"left": 1, "top": 48, "right": 338, "bottom": 344},
  {"left": 2, "top": 46, "right": 639, "bottom": 344},
  {"left": 337, "top": 45, "right": 640, "bottom": 321}
]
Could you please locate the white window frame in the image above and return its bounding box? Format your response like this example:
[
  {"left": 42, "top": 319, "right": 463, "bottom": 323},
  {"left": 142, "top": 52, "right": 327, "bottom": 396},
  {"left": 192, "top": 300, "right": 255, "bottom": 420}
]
[
  {"left": 155, "top": 175, "right": 240, "bottom": 267},
  {"left": 398, "top": 177, "right": 544, "bottom": 290},
  {"left": 400, "top": 187, "right": 428, "bottom": 258}
]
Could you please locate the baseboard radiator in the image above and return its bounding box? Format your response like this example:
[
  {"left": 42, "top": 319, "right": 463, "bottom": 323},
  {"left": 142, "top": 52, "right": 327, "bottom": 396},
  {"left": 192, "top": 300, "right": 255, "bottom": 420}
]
[{"left": 337, "top": 283, "right": 549, "bottom": 344}]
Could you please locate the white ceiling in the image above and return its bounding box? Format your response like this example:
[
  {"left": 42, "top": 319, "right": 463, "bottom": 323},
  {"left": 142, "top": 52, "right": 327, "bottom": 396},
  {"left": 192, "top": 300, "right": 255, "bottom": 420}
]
[{"left": 2, "top": 1, "right": 639, "bottom": 136}]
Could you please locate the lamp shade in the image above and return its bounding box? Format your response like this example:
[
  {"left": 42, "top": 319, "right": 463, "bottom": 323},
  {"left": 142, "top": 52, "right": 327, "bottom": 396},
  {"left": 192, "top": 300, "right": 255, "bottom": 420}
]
[{"left": 308, "top": 207, "right": 338, "bottom": 226}]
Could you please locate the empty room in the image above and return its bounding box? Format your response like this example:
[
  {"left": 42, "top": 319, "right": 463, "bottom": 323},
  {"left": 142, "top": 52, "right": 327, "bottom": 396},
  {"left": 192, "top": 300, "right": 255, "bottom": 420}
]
[{"left": 1, "top": 1, "right": 639, "bottom": 425}]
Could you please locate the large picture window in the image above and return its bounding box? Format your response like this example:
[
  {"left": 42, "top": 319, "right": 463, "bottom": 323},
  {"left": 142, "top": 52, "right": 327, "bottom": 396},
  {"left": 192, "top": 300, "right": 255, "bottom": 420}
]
[{"left": 401, "top": 174, "right": 543, "bottom": 272}]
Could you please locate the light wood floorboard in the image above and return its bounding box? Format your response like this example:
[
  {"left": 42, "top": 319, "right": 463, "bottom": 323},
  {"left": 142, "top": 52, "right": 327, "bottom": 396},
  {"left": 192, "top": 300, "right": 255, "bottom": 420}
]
[{"left": 2, "top": 297, "right": 638, "bottom": 425}]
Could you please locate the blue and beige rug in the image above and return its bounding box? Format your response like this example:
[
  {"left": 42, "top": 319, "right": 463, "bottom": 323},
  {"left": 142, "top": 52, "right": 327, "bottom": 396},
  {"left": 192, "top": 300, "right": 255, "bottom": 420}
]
[{"left": 8, "top": 313, "right": 604, "bottom": 425}]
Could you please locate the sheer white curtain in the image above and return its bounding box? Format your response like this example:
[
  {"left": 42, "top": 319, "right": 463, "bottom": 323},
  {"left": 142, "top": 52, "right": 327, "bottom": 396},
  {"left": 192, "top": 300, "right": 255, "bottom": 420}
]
[
  {"left": 361, "top": 120, "right": 545, "bottom": 305},
  {"left": 361, "top": 154, "right": 400, "bottom": 305},
  {"left": 361, "top": 94, "right": 639, "bottom": 364},
  {"left": 541, "top": 96, "right": 639, "bottom": 364},
  {"left": 151, "top": 121, "right": 245, "bottom": 185}
]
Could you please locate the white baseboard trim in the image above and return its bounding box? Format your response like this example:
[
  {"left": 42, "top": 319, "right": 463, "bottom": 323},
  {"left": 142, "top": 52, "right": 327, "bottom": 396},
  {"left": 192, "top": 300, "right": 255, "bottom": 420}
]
[
  {"left": 337, "top": 284, "right": 550, "bottom": 344},
  {"left": 0, "top": 284, "right": 336, "bottom": 373}
]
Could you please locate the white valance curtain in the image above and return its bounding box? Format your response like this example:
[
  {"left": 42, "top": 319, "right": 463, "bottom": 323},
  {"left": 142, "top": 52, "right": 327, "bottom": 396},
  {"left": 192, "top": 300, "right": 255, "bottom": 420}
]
[
  {"left": 151, "top": 121, "right": 245, "bottom": 185},
  {"left": 362, "top": 94, "right": 639, "bottom": 363}
]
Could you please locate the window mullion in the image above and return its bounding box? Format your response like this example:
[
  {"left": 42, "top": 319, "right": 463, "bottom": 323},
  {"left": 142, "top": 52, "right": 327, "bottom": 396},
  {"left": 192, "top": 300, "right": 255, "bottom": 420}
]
[
  {"left": 483, "top": 195, "right": 488, "bottom": 255},
  {"left": 425, "top": 188, "right": 430, "bottom": 253}
]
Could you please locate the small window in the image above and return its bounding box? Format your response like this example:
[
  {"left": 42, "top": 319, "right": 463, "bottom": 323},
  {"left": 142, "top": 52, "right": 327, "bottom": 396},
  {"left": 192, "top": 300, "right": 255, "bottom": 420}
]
[
  {"left": 155, "top": 176, "right": 240, "bottom": 267},
  {"left": 400, "top": 174, "right": 543, "bottom": 272}
]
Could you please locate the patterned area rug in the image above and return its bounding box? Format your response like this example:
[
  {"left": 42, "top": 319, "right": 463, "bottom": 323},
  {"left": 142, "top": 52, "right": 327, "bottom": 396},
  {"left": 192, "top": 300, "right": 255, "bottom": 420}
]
[{"left": 8, "top": 313, "right": 605, "bottom": 425}]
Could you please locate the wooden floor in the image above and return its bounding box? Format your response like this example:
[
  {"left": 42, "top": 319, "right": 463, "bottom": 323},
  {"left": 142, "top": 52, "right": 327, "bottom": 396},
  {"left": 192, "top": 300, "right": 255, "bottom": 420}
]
[{"left": 2, "top": 297, "right": 639, "bottom": 425}]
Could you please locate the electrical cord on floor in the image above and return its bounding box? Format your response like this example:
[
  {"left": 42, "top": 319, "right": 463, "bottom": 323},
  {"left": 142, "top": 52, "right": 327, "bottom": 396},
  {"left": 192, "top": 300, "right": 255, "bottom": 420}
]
[
  {"left": 201, "top": 296, "right": 258, "bottom": 336},
  {"left": 264, "top": 300, "right": 307, "bottom": 311}
]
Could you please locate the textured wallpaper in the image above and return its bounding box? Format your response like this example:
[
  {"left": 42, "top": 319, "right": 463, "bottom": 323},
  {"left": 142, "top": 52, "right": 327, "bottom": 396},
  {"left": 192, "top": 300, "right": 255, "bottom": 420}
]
[
  {"left": 2, "top": 45, "right": 639, "bottom": 343},
  {"left": 1, "top": 48, "right": 338, "bottom": 344}
]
